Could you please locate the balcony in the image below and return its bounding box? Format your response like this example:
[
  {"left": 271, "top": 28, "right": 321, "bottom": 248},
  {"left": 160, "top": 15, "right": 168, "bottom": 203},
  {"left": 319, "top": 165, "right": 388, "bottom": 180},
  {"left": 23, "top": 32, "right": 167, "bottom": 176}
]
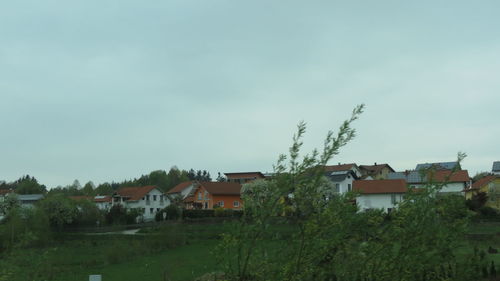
[{"left": 146, "top": 200, "right": 151, "bottom": 206}]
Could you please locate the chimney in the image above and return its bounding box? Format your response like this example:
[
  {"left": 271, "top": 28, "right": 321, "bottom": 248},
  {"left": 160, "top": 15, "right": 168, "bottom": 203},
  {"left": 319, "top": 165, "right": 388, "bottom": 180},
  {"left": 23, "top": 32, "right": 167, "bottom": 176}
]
[
  {"left": 338, "top": 162, "right": 341, "bottom": 165},
  {"left": 374, "top": 162, "right": 377, "bottom": 166}
]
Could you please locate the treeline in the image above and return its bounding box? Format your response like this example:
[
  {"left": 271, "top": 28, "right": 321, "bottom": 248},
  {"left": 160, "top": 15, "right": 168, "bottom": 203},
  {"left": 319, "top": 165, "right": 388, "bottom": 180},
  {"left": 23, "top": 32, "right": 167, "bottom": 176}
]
[{"left": 1, "top": 167, "right": 216, "bottom": 196}]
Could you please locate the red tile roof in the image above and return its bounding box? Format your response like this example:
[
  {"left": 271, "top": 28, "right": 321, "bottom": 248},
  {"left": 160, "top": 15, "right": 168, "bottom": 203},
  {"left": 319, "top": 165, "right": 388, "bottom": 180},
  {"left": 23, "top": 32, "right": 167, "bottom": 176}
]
[
  {"left": 224, "top": 172, "right": 265, "bottom": 179},
  {"left": 471, "top": 175, "right": 497, "bottom": 190},
  {"left": 427, "top": 170, "right": 470, "bottom": 183},
  {"left": 324, "top": 163, "right": 356, "bottom": 172},
  {"left": 359, "top": 164, "right": 395, "bottom": 174},
  {"left": 116, "top": 185, "right": 160, "bottom": 201},
  {"left": 353, "top": 179, "right": 407, "bottom": 194},
  {"left": 168, "top": 181, "right": 195, "bottom": 194},
  {"left": 0, "top": 189, "right": 13, "bottom": 196},
  {"left": 199, "top": 182, "right": 242, "bottom": 195}
]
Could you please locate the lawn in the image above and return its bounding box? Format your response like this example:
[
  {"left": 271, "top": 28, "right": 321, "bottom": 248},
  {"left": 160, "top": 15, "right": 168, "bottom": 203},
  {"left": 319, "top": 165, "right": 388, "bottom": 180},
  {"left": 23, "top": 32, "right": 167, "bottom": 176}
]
[{"left": 0, "top": 220, "right": 498, "bottom": 281}]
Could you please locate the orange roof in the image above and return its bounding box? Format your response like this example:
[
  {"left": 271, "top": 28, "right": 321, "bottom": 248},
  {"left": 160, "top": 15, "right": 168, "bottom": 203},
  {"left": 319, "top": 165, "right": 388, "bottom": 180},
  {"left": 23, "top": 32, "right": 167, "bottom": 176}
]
[
  {"left": 353, "top": 179, "right": 407, "bottom": 194},
  {"left": 0, "top": 189, "right": 13, "bottom": 196},
  {"left": 471, "top": 175, "right": 497, "bottom": 190},
  {"left": 427, "top": 170, "right": 470, "bottom": 183},
  {"left": 199, "top": 182, "right": 242, "bottom": 195},
  {"left": 359, "top": 164, "right": 395, "bottom": 174},
  {"left": 168, "top": 181, "right": 195, "bottom": 194},
  {"left": 116, "top": 185, "right": 160, "bottom": 201},
  {"left": 224, "top": 172, "right": 265, "bottom": 179},
  {"left": 324, "top": 163, "right": 356, "bottom": 172}
]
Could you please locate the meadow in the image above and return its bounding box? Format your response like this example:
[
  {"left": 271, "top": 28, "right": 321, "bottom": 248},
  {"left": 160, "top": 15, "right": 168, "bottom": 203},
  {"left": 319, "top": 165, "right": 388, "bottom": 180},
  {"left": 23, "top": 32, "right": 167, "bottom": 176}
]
[{"left": 0, "top": 220, "right": 498, "bottom": 281}]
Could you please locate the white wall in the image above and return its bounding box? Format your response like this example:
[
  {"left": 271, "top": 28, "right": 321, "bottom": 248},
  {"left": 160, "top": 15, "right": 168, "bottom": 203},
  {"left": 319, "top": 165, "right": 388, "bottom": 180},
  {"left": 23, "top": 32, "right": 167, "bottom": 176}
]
[
  {"left": 410, "top": 182, "right": 466, "bottom": 194},
  {"left": 357, "top": 193, "right": 404, "bottom": 212},
  {"left": 125, "top": 189, "right": 170, "bottom": 221}
]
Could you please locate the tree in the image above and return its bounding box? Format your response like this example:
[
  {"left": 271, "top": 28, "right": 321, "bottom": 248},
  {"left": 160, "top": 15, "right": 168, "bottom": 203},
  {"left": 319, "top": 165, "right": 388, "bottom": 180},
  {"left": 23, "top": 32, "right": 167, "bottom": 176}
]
[
  {"left": 216, "top": 172, "right": 226, "bottom": 182},
  {"left": 217, "top": 105, "right": 480, "bottom": 281},
  {"left": 37, "top": 194, "right": 79, "bottom": 230},
  {"left": 82, "top": 181, "right": 95, "bottom": 196}
]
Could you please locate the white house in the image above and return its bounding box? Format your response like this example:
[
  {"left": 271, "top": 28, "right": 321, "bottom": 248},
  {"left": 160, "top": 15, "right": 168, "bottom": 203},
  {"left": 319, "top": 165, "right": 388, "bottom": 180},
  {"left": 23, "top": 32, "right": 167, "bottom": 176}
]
[
  {"left": 17, "top": 194, "right": 44, "bottom": 208},
  {"left": 354, "top": 179, "right": 408, "bottom": 212},
  {"left": 492, "top": 161, "right": 500, "bottom": 176},
  {"left": 387, "top": 170, "right": 470, "bottom": 194},
  {"left": 324, "top": 163, "right": 362, "bottom": 194},
  {"left": 94, "top": 196, "right": 112, "bottom": 211},
  {"left": 167, "top": 181, "right": 198, "bottom": 201},
  {"left": 112, "top": 186, "right": 169, "bottom": 221}
]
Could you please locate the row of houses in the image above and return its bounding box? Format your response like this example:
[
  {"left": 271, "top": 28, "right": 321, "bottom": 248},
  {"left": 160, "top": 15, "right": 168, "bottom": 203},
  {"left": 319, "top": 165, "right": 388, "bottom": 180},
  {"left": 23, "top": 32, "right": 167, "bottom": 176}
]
[{"left": 2, "top": 161, "right": 499, "bottom": 220}]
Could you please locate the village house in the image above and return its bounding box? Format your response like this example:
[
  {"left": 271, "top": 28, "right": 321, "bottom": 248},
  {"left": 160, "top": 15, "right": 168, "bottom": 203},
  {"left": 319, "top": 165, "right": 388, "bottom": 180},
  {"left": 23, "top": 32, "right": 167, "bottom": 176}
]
[
  {"left": 324, "top": 163, "right": 362, "bottom": 194},
  {"left": 186, "top": 181, "right": 242, "bottom": 210},
  {"left": 387, "top": 169, "right": 470, "bottom": 194},
  {"left": 415, "top": 161, "right": 461, "bottom": 171},
  {"left": 224, "top": 172, "right": 266, "bottom": 183},
  {"left": 167, "top": 181, "right": 197, "bottom": 200},
  {"left": 69, "top": 195, "right": 113, "bottom": 211},
  {"left": 112, "top": 185, "right": 168, "bottom": 221},
  {"left": 359, "top": 163, "right": 395, "bottom": 180},
  {"left": 465, "top": 175, "right": 500, "bottom": 210},
  {"left": 353, "top": 179, "right": 408, "bottom": 212},
  {"left": 492, "top": 161, "right": 500, "bottom": 176}
]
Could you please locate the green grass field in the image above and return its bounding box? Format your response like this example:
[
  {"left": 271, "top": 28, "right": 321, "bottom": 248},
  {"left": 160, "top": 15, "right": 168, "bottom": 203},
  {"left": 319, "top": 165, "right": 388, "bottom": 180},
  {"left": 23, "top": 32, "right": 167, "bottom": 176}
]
[{"left": 0, "top": 220, "right": 498, "bottom": 281}]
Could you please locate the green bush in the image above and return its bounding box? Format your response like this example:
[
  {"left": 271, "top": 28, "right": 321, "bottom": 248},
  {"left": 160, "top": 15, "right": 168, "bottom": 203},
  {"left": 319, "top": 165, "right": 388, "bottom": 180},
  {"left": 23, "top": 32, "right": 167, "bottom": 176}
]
[{"left": 183, "top": 209, "right": 215, "bottom": 218}]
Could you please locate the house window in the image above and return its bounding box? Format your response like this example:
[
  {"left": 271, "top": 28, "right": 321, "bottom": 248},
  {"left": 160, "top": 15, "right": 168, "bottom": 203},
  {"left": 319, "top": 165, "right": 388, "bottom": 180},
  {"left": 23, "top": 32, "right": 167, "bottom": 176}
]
[
  {"left": 150, "top": 208, "right": 154, "bottom": 214},
  {"left": 335, "top": 184, "right": 340, "bottom": 193},
  {"left": 153, "top": 195, "right": 157, "bottom": 201},
  {"left": 391, "top": 194, "right": 397, "bottom": 204},
  {"left": 142, "top": 208, "right": 146, "bottom": 214},
  {"left": 204, "top": 202, "right": 208, "bottom": 209},
  {"left": 146, "top": 195, "right": 150, "bottom": 201},
  {"left": 198, "top": 192, "right": 202, "bottom": 200},
  {"left": 204, "top": 191, "right": 209, "bottom": 200},
  {"left": 347, "top": 184, "right": 352, "bottom": 192},
  {"left": 233, "top": 201, "right": 240, "bottom": 208},
  {"left": 217, "top": 201, "right": 224, "bottom": 207},
  {"left": 156, "top": 208, "right": 160, "bottom": 212}
]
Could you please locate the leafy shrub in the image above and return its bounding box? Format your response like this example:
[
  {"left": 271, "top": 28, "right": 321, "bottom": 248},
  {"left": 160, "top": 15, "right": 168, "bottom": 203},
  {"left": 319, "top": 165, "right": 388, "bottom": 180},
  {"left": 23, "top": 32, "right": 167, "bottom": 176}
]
[
  {"left": 183, "top": 209, "right": 215, "bottom": 218},
  {"left": 160, "top": 204, "right": 182, "bottom": 221}
]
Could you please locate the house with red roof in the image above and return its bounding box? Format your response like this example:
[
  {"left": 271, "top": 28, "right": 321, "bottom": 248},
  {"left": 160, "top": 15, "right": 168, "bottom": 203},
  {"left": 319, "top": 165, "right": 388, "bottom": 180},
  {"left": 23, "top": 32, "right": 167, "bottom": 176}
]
[
  {"left": 359, "top": 163, "right": 395, "bottom": 180},
  {"left": 324, "top": 163, "right": 362, "bottom": 194},
  {"left": 187, "top": 182, "right": 242, "bottom": 210},
  {"left": 387, "top": 169, "right": 470, "bottom": 194},
  {"left": 224, "top": 172, "right": 266, "bottom": 184},
  {"left": 167, "top": 181, "right": 197, "bottom": 200},
  {"left": 353, "top": 179, "right": 408, "bottom": 212},
  {"left": 465, "top": 175, "right": 500, "bottom": 210},
  {"left": 112, "top": 185, "right": 168, "bottom": 221}
]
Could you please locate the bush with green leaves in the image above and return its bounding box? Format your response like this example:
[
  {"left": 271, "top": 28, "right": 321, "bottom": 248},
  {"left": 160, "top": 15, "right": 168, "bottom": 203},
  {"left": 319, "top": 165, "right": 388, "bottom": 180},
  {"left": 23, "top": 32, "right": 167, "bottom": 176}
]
[{"left": 216, "top": 104, "right": 486, "bottom": 281}]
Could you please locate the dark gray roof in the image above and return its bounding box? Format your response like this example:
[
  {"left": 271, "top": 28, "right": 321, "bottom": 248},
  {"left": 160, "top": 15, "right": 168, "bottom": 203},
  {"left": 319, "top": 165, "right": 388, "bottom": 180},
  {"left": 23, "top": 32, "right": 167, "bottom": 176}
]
[
  {"left": 493, "top": 161, "right": 500, "bottom": 172},
  {"left": 415, "top": 162, "right": 459, "bottom": 171},
  {"left": 387, "top": 171, "right": 425, "bottom": 184},
  {"left": 18, "top": 194, "right": 44, "bottom": 202}
]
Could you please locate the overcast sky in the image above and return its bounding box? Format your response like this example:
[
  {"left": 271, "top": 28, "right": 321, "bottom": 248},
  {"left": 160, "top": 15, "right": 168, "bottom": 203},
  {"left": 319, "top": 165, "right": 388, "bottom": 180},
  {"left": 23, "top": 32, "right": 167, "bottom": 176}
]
[{"left": 1, "top": 0, "right": 499, "bottom": 188}]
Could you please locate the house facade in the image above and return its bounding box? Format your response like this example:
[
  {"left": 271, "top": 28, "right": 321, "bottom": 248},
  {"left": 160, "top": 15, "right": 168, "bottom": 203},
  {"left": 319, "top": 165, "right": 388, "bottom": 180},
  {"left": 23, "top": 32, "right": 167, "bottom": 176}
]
[
  {"left": 224, "top": 172, "right": 266, "bottom": 184},
  {"left": 388, "top": 170, "right": 470, "bottom": 194},
  {"left": 492, "top": 161, "right": 500, "bottom": 176},
  {"left": 353, "top": 179, "right": 408, "bottom": 212},
  {"left": 188, "top": 182, "right": 242, "bottom": 210},
  {"left": 466, "top": 175, "right": 500, "bottom": 209},
  {"left": 112, "top": 185, "right": 168, "bottom": 221},
  {"left": 359, "top": 163, "right": 395, "bottom": 180},
  {"left": 324, "top": 163, "right": 362, "bottom": 194}
]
